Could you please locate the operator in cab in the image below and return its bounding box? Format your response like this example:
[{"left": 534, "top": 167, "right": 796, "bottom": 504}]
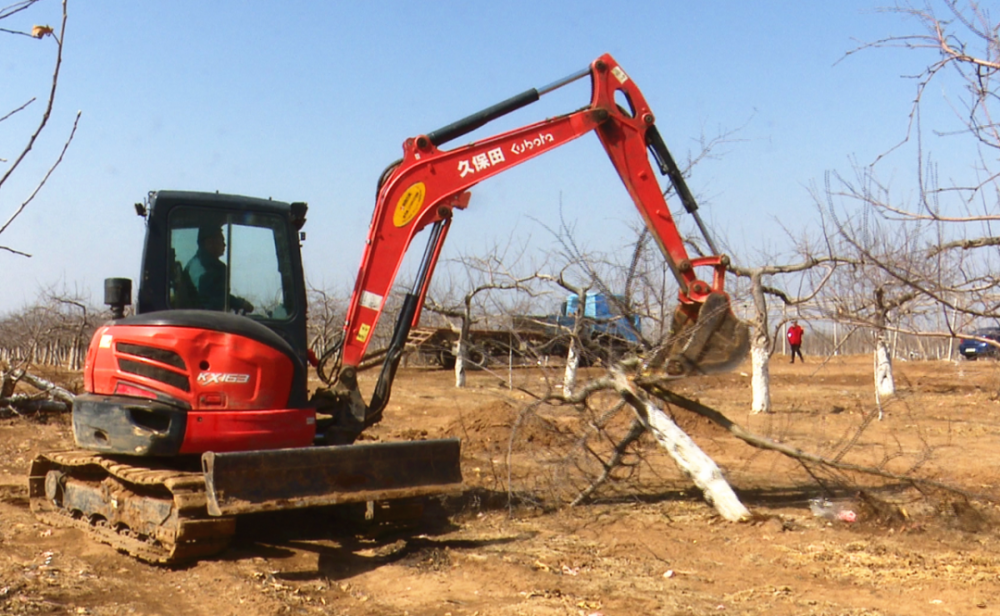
[{"left": 185, "top": 225, "right": 254, "bottom": 314}]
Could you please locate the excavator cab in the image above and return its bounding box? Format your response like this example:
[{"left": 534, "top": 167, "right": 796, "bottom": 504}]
[{"left": 136, "top": 191, "right": 311, "bottom": 365}]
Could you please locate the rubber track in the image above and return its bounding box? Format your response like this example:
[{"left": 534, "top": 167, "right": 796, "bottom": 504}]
[{"left": 29, "top": 450, "right": 235, "bottom": 564}]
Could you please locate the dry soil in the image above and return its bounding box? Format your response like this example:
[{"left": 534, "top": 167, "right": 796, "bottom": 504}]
[{"left": 2, "top": 355, "right": 1000, "bottom": 615}]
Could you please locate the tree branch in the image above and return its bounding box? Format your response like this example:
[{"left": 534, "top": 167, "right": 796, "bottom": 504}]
[{"left": 640, "top": 382, "right": 994, "bottom": 503}]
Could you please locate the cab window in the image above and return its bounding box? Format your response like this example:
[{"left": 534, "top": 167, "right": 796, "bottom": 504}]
[{"left": 166, "top": 207, "right": 296, "bottom": 320}]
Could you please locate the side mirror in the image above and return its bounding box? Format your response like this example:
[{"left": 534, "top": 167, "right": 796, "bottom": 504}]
[
  {"left": 104, "top": 278, "right": 133, "bottom": 319},
  {"left": 290, "top": 201, "right": 308, "bottom": 230}
]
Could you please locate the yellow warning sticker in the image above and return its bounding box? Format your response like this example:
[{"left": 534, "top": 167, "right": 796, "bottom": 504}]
[
  {"left": 99, "top": 333, "right": 113, "bottom": 349},
  {"left": 393, "top": 182, "right": 426, "bottom": 227},
  {"left": 356, "top": 323, "right": 371, "bottom": 343}
]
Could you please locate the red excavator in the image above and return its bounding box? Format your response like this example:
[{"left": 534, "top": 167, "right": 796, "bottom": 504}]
[{"left": 29, "top": 53, "right": 749, "bottom": 563}]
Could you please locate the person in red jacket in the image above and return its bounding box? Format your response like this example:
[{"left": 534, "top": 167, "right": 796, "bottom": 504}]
[{"left": 787, "top": 320, "right": 805, "bottom": 363}]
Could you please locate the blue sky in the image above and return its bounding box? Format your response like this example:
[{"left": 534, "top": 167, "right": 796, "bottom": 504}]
[{"left": 0, "top": 1, "right": 965, "bottom": 314}]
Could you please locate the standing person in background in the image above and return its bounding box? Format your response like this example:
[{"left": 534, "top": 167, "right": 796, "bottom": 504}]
[{"left": 787, "top": 320, "right": 805, "bottom": 363}]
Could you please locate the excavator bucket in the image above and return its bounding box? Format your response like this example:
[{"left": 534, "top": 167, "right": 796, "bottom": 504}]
[
  {"left": 202, "top": 438, "right": 462, "bottom": 516},
  {"left": 658, "top": 292, "right": 750, "bottom": 377}
]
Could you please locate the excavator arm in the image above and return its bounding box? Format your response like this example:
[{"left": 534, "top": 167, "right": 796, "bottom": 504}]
[{"left": 325, "top": 53, "right": 749, "bottom": 439}]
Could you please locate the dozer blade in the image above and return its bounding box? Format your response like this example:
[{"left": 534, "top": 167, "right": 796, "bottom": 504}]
[
  {"left": 202, "top": 439, "right": 462, "bottom": 516},
  {"left": 658, "top": 291, "right": 750, "bottom": 377}
]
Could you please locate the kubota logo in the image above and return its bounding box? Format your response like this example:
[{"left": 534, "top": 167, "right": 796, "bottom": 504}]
[{"left": 198, "top": 372, "right": 251, "bottom": 385}]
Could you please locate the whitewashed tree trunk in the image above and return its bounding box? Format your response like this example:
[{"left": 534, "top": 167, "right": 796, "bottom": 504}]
[
  {"left": 750, "top": 341, "right": 771, "bottom": 413},
  {"left": 874, "top": 336, "right": 895, "bottom": 398},
  {"left": 645, "top": 406, "right": 750, "bottom": 520},
  {"left": 947, "top": 305, "right": 959, "bottom": 362},
  {"left": 749, "top": 272, "right": 772, "bottom": 414},
  {"left": 561, "top": 288, "right": 588, "bottom": 397},
  {"left": 452, "top": 302, "right": 476, "bottom": 389},
  {"left": 611, "top": 367, "right": 750, "bottom": 521},
  {"left": 563, "top": 341, "right": 579, "bottom": 397},
  {"left": 872, "top": 289, "right": 895, "bottom": 400},
  {"left": 453, "top": 338, "right": 467, "bottom": 388}
]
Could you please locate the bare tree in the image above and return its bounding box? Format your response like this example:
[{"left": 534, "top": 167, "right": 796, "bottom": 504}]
[
  {"left": 306, "top": 285, "right": 346, "bottom": 355},
  {"left": 803, "top": 1, "right": 1000, "bottom": 410},
  {"left": 847, "top": 1, "right": 1000, "bottom": 179},
  {"left": 45, "top": 286, "right": 95, "bottom": 370},
  {"left": 0, "top": 286, "right": 101, "bottom": 416},
  {"left": 305, "top": 284, "right": 349, "bottom": 382},
  {"left": 540, "top": 275, "right": 590, "bottom": 397},
  {"left": 823, "top": 161, "right": 984, "bottom": 395},
  {"left": 820, "top": 191, "right": 949, "bottom": 410},
  {"left": 531, "top": 206, "right": 655, "bottom": 395},
  {"left": 1, "top": 0, "right": 79, "bottom": 257},
  {"left": 0, "top": 285, "right": 102, "bottom": 369},
  {"left": 426, "top": 246, "right": 541, "bottom": 387},
  {"left": 729, "top": 253, "right": 841, "bottom": 413}
]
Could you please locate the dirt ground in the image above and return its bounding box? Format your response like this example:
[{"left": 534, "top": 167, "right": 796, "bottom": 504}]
[{"left": 3, "top": 355, "right": 1000, "bottom": 615}]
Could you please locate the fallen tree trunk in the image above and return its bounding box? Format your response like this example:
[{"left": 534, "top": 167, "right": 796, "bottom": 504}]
[
  {"left": 0, "top": 366, "right": 76, "bottom": 415},
  {"left": 0, "top": 396, "right": 70, "bottom": 413},
  {"left": 7, "top": 369, "right": 76, "bottom": 404},
  {"left": 609, "top": 366, "right": 751, "bottom": 522},
  {"left": 639, "top": 379, "right": 995, "bottom": 503}
]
